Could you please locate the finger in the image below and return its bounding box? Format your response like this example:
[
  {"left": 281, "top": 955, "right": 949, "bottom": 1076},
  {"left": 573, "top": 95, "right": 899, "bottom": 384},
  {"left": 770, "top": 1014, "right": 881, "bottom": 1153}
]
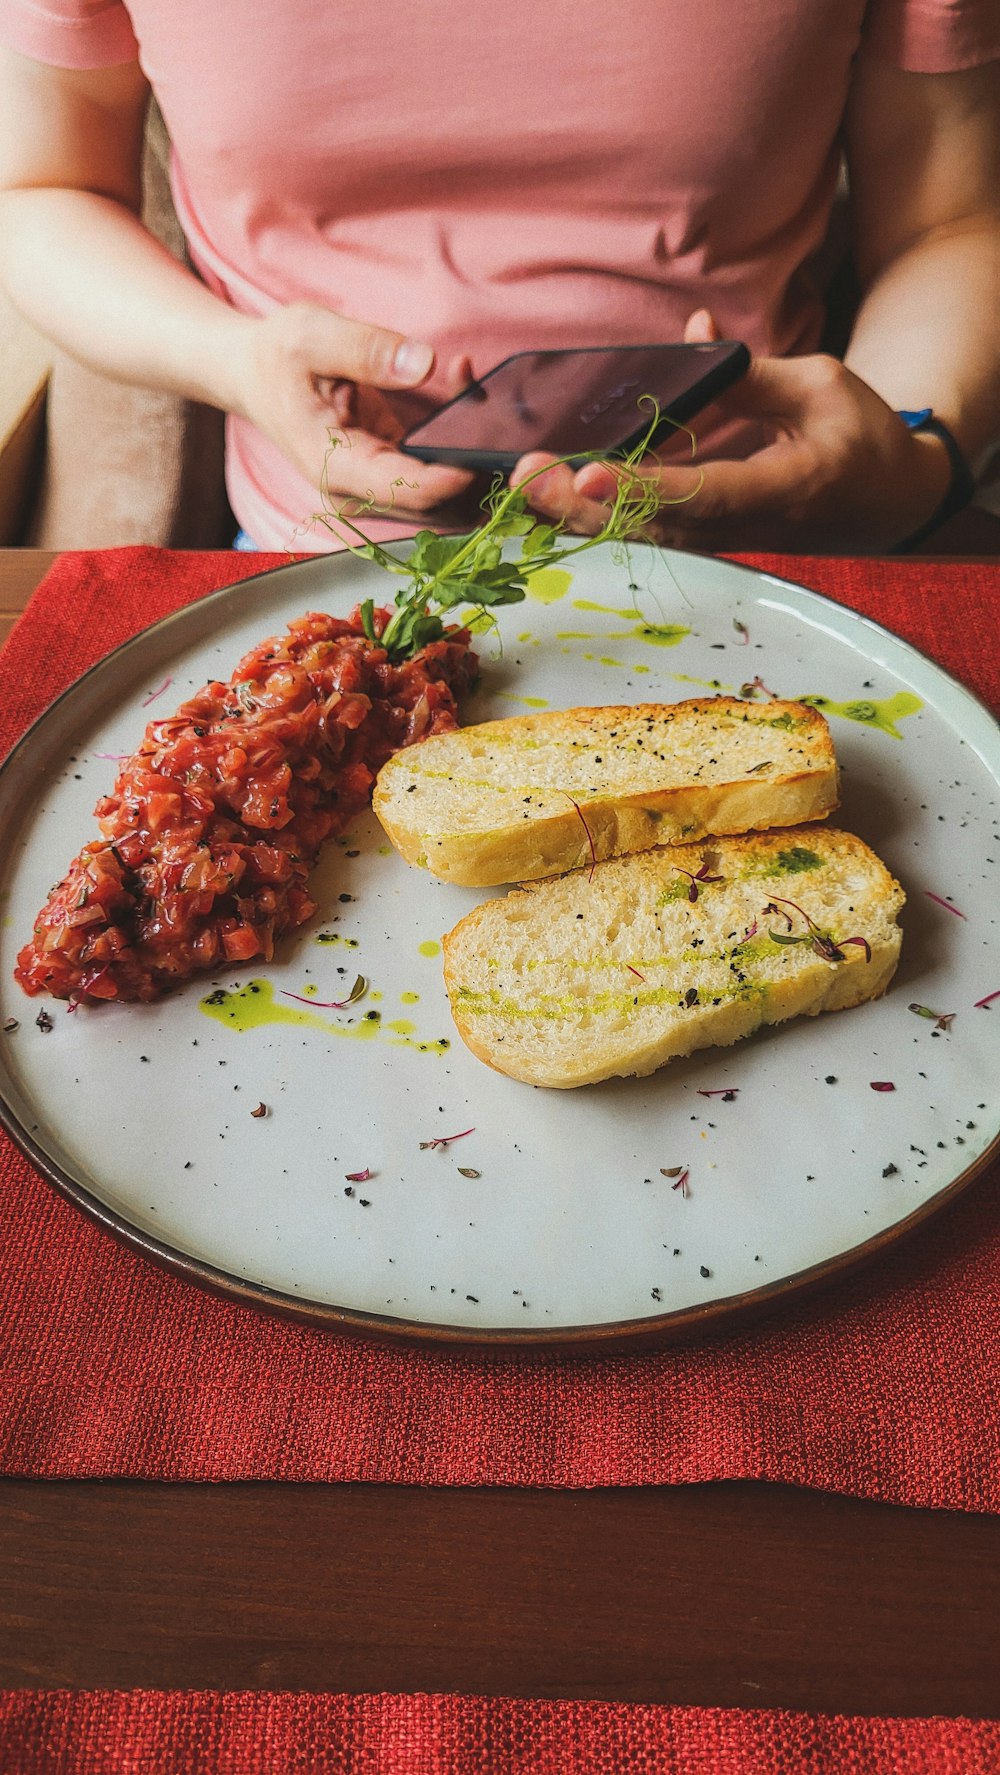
[
  {"left": 448, "top": 353, "right": 475, "bottom": 395},
  {"left": 310, "top": 376, "right": 357, "bottom": 426},
  {"left": 683, "top": 307, "right": 722, "bottom": 344},
  {"left": 311, "top": 377, "right": 406, "bottom": 445},
  {"left": 640, "top": 435, "right": 819, "bottom": 527},
  {"left": 319, "top": 428, "right": 474, "bottom": 511},
  {"left": 292, "top": 301, "right": 436, "bottom": 390},
  {"left": 510, "top": 453, "right": 607, "bottom": 534}
]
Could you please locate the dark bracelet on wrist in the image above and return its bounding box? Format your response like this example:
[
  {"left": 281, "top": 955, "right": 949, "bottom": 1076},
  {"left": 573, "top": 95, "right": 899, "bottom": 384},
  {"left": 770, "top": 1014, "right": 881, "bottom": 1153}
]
[{"left": 893, "top": 409, "right": 976, "bottom": 553}]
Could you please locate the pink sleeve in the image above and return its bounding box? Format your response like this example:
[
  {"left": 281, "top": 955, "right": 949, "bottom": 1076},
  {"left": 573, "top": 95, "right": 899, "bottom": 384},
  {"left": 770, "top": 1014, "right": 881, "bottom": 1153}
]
[
  {"left": 0, "top": 0, "right": 139, "bottom": 69},
  {"left": 863, "top": 0, "right": 1000, "bottom": 71}
]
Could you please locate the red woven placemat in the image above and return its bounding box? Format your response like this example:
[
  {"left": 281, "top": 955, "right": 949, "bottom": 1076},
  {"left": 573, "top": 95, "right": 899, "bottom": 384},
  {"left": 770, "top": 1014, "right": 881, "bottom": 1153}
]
[
  {"left": 1, "top": 548, "right": 998, "bottom": 1502},
  {"left": 1, "top": 1691, "right": 997, "bottom": 1774}
]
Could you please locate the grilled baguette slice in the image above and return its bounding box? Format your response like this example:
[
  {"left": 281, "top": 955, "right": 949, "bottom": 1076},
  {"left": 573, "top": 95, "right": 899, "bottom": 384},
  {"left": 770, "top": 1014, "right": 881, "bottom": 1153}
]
[
  {"left": 442, "top": 827, "right": 904, "bottom": 1088},
  {"left": 374, "top": 699, "right": 838, "bottom": 886}
]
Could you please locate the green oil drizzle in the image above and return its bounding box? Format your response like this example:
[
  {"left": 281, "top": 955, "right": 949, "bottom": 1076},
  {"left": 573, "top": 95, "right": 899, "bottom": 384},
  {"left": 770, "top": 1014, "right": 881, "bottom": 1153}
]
[
  {"left": 419, "top": 940, "right": 441, "bottom": 959},
  {"left": 770, "top": 846, "right": 822, "bottom": 874},
  {"left": 200, "top": 979, "right": 449, "bottom": 1054},
  {"left": 671, "top": 672, "right": 732, "bottom": 692},
  {"left": 608, "top": 623, "right": 690, "bottom": 649},
  {"left": 526, "top": 568, "right": 573, "bottom": 603},
  {"left": 400, "top": 991, "right": 420, "bottom": 1004},
  {"left": 569, "top": 598, "right": 689, "bottom": 650},
  {"left": 555, "top": 631, "right": 593, "bottom": 641},
  {"left": 455, "top": 606, "right": 500, "bottom": 635},
  {"left": 201, "top": 979, "right": 378, "bottom": 1040},
  {"left": 599, "top": 657, "right": 624, "bottom": 669},
  {"left": 798, "top": 692, "right": 922, "bottom": 739},
  {"left": 573, "top": 599, "right": 644, "bottom": 618},
  {"left": 454, "top": 977, "right": 760, "bottom": 1022},
  {"left": 315, "top": 932, "right": 359, "bottom": 949},
  {"left": 499, "top": 694, "right": 550, "bottom": 709}
]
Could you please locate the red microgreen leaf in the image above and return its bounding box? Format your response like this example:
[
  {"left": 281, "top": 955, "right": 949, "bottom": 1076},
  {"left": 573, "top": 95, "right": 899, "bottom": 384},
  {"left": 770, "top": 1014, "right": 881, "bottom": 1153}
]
[
  {"left": 870, "top": 1081, "right": 896, "bottom": 1092},
  {"left": 671, "top": 1167, "right": 690, "bottom": 1197},
  {"left": 420, "top": 1126, "right": 476, "bottom": 1151},
  {"left": 764, "top": 894, "right": 814, "bottom": 931},
  {"left": 909, "top": 1001, "right": 955, "bottom": 1030},
  {"left": 282, "top": 974, "right": 366, "bottom": 1011},
  {"left": 345, "top": 1167, "right": 371, "bottom": 1182},
  {"left": 840, "top": 936, "right": 872, "bottom": 962},
  {"left": 676, "top": 862, "right": 722, "bottom": 904},
  {"left": 566, "top": 794, "right": 598, "bottom": 881},
  {"left": 141, "top": 676, "right": 174, "bottom": 708},
  {"left": 974, "top": 989, "right": 1000, "bottom": 1010},
  {"left": 924, "top": 890, "right": 967, "bottom": 920},
  {"left": 811, "top": 934, "right": 845, "bottom": 963}
]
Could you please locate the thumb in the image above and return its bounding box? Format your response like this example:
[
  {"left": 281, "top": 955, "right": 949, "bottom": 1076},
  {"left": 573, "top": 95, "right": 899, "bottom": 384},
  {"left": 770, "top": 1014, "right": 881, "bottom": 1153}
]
[
  {"left": 683, "top": 307, "right": 722, "bottom": 344},
  {"left": 291, "top": 302, "right": 436, "bottom": 390}
]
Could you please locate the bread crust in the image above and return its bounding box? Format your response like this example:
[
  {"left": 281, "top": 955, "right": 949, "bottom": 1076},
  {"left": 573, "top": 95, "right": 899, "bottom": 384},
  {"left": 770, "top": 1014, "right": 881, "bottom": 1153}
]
[
  {"left": 375, "top": 700, "right": 839, "bottom": 886},
  {"left": 442, "top": 827, "right": 904, "bottom": 1088}
]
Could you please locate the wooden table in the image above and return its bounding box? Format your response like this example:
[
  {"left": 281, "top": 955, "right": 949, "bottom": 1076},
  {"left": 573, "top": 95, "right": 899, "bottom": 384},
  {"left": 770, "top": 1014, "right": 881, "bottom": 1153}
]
[{"left": 2, "top": 547, "right": 999, "bottom": 1715}]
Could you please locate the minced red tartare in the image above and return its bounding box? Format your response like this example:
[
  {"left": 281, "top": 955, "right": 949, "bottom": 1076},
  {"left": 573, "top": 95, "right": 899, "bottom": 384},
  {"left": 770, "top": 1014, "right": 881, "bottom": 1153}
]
[{"left": 16, "top": 607, "right": 477, "bottom": 1004}]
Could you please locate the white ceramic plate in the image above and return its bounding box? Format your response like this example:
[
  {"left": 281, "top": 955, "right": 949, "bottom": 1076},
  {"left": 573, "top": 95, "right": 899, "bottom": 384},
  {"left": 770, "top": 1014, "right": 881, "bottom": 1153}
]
[{"left": 1, "top": 547, "right": 998, "bottom": 1347}]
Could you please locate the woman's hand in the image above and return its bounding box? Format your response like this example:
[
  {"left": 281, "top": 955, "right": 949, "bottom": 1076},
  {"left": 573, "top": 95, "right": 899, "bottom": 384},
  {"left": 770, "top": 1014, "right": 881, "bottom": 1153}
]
[
  {"left": 511, "top": 310, "right": 953, "bottom": 553},
  {"left": 230, "top": 301, "right": 475, "bottom": 514}
]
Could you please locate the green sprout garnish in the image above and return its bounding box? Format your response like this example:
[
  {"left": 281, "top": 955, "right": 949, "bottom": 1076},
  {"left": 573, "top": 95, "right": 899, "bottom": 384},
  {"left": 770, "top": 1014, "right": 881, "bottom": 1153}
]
[{"left": 311, "top": 399, "right": 701, "bottom": 662}]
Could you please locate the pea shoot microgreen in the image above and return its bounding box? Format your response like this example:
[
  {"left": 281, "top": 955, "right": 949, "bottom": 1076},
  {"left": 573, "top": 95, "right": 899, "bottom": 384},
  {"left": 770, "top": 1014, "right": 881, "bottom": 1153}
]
[{"left": 312, "top": 399, "right": 701, "bottom": 662}]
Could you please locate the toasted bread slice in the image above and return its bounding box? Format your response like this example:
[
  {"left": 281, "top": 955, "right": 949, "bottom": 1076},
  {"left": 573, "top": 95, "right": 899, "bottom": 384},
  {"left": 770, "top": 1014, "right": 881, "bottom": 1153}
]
[
  {"left": 374, "top": 700, "right": 839, "bottom": 886},
  {"left": 442, "top": 828, "right": 904, "bottom": 1088}
]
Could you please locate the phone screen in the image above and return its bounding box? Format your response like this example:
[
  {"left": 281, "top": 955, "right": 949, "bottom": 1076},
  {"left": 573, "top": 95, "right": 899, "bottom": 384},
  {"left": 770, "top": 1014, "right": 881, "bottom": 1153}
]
[{"left": 399, "top": 341, "right": 748, "bottom": 470}]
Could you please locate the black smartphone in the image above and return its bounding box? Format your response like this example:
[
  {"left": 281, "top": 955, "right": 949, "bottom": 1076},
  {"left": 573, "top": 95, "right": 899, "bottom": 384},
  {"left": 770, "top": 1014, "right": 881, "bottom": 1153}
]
[{"left": 398, "top": 341, "right": 750, "bottom": 472}]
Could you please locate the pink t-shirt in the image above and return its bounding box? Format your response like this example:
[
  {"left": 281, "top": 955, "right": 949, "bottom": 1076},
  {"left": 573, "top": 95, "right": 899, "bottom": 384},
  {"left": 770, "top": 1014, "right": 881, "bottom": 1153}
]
[{"left": 4, "top": 0, "right": 999, "bottom": 547}]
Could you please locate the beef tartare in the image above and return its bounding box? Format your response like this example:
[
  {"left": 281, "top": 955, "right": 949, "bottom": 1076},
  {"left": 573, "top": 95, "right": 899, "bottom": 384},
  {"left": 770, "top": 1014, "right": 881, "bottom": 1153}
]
[{"left": 16, "top": 607, "right": 477, "bottom": 1004}]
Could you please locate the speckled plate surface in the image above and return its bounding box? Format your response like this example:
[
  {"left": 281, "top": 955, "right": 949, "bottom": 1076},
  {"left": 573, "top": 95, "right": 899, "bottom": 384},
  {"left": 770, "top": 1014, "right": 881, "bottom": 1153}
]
[{"left": 1, "top": 547, "right": 998, "bottom": 1347}]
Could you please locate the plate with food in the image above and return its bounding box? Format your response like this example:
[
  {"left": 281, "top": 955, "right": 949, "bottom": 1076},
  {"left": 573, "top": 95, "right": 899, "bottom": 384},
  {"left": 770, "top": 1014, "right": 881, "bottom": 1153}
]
[{"left": 1, "top": 499, "right": 998, "bottom": 1346}]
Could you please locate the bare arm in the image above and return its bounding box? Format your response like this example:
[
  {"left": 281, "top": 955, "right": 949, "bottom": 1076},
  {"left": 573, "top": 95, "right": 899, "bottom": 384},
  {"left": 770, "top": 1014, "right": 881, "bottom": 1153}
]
[
  {"left": 844, "top": 54, "right": 1000, "bottom": 468},
  {"left": 0, "top": 48, "right": 471, "bottom": 509},
  {"left": 516, "top": 54, "right": 1000, "bottom": 551},
  {"left": 0, "top": 50, "right": 252, "bottom": 409}
]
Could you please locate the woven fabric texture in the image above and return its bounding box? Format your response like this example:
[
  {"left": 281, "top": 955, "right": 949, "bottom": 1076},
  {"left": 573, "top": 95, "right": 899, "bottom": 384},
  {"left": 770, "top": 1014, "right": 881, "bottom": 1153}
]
[
  {"left": 1, "top": 1691, "right": 998, "bottom": 1775},
  {"left": 0, "top": 548, "right": 997, "bottom": 1501}
]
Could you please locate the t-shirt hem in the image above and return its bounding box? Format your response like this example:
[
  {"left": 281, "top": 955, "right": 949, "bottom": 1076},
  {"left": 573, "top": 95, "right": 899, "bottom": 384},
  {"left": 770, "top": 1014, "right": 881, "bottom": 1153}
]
[{"left": 0, "top": 0, "right": 139, "bottom": 70}]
